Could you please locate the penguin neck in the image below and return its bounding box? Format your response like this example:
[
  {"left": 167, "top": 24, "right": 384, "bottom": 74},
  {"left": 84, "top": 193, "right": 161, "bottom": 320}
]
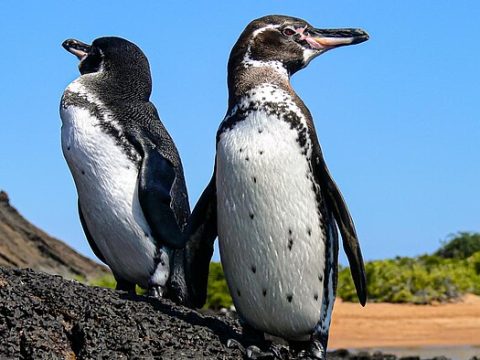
[
  {"left": 227, "top": 59, "right": 292, "bottom": 110},
  {"left": 80, "top": 71, "right": 152, "bottom": 105}
]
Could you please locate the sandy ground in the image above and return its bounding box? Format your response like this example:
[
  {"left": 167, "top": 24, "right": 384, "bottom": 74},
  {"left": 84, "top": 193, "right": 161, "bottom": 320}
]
[{"left": 329, "top": 294, "right": 480, "bottom": 348}]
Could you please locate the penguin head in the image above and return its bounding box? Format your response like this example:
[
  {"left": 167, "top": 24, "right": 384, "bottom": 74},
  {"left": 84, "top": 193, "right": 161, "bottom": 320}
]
[
  {"left": 230, "top": 15, "right": 369, "bottom": 75},
  {"left": 62, "top": 36, "right": 152, "bottom": 101}
]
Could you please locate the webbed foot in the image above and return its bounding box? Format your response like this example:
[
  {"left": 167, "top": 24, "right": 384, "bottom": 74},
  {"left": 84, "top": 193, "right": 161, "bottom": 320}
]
[
  {"left": 147, "top": 250, "right": 169, "bottom": 299},
  {"left": 291, "top": 338, "right": 326, "bottom": 360},
  {"left": 147, "top": 284, "right": 166, "bottom": 298},
  {"left": 226, "top": 339, "right": 287, "bottom": 359}
]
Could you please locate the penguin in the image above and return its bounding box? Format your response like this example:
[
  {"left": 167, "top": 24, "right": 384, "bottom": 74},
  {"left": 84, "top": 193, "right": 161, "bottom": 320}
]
[
  {"left": 60, "top": 37, "right": 191, "bottom": 303},
  {"left": 185, "top": 16, "right": 369, "bottom": 358}
]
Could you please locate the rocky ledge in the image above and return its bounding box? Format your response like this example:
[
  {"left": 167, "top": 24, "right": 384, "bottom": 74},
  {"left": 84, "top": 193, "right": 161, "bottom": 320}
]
[{"left": 0, "top": 267, "right": 469, "bottom": 360}]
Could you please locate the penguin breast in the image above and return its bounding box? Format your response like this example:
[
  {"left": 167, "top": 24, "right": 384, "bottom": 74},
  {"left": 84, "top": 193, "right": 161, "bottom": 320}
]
[
  {"left": 216, "top": 100, "right": 328, "bottom": 341},
  {"left": 60, "top": 87, "right": 159, "bottom": 287}
]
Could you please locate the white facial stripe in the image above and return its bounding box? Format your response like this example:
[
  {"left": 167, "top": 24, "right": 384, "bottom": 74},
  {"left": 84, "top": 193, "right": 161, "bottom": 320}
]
[
  {"left": 97, "top": 48, "right": 106, "bottom": 73},
  {"left": 303, "top": 49, "right": 318, "bottom": 64},
  {"left": 251, "top": 24, "right": 280, "bottom": 38},
  {"left": 246, "top": 24, "right": 280, "bottom": 58},
  {"left": 243, "top": 24, "right": 289, "bottom": 77}
]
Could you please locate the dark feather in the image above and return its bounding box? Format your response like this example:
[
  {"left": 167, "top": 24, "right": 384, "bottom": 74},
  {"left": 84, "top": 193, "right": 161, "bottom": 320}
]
[
  {"left": 311, "top": 143, "right": 367, "bottom": 306},
  {"left": 183, "top": 171, "right": 218, "bottom": 308}
]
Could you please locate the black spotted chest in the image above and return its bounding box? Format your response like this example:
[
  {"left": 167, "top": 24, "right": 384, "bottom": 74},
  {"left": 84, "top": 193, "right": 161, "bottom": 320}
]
[{"left": 216, "top": 108, "right": 328, "bottom": 340}]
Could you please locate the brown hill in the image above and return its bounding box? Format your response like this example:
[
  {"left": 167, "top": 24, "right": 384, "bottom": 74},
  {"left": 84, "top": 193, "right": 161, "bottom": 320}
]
[{"left": 0, "top": 190, "right": 108, "bottom": 281}]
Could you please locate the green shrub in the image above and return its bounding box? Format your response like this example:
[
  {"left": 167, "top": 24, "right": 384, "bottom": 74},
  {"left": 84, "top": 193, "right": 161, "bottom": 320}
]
[
  {"left": 338, "top": 251, "right": 480, "bottom": 304},
  {"left": 89, "top": 274, "right": 116, "bottom": 289},
  {"left": 205, "top": 262, "right": 233, "bottom": 310},
  {"left": 88, "top": 274, "right": 145, "bottom": 295},
  {"left": 435, "top": 232, "right": 480, "bottom": 259}
]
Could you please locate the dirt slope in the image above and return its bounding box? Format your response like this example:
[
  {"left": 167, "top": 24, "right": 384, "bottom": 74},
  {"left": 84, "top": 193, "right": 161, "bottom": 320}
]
[{"left": 0, "top": 190, "right": 108, "bottom": 281}]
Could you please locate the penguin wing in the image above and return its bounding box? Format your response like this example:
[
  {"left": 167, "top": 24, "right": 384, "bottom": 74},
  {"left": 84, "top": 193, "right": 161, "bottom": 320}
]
[
  {"left": 183, "top": 170, "right": 218, "bottom": 308},
  {"left": 137, "top": 145, "right": 186, "bottom": 249},
  {"left": 311, "top": 143, "right": 367, "bottom": 306},
  {"left": 78, "top": 200, "right": 108, "bottom": 265}
]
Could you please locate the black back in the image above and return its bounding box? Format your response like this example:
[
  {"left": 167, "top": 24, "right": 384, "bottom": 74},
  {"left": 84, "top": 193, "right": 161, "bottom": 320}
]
[{"left": 68, "top": 36, "right": 190, "bottom": 227}]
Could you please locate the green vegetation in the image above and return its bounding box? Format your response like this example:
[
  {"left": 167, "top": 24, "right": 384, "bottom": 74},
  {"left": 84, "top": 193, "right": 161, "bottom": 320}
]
[
  {"left": 435, "top": 232, "right": 480, "bottom": 259},
  {"left": 206, "top": 262, "right": 233, "bottom": 310},
  {"left": 89, "top": 273, "right": 116, "bottom": 289},
  {"left": 88, "top": 274, "right": 146, "bottom": 295},
  {"left": 338, "top": 252, "right": 480, "bottom": 304},
  {"left": 335, "top": 231, "right": 480, "bottom": 304}
]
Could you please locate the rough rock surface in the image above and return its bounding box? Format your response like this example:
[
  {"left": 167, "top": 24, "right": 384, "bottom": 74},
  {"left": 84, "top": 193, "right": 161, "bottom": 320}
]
[
  {"left": 0, "top": 266, "right": 245, "bottom": 359},
  {"left": 0, "top": 190, "right": 108, "bottom": 281},
  {"left": 0, "top": 267, "right": 463, "bottom": 360}
]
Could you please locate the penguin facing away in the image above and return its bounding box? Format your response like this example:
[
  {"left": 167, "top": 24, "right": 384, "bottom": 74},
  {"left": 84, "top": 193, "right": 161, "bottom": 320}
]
[
  {"left": 185, "top": 15, "right": 368, "bottom": 358},
  {"left": 60, "top": 37, "right": 191, "bottom": 303}
]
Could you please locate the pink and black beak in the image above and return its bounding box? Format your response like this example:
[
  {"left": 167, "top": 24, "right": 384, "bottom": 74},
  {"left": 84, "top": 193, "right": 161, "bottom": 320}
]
[
  {"left": 62, "top": 39, "right": 91, "bottom": 60},
  {"left": 305, "top": 28, "right": 369, "bottom": 50}
]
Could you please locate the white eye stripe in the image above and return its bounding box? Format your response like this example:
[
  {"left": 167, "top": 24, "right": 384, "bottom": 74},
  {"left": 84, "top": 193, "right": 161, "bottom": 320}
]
[
  {"left": 244, "top": 24, "right": 288, "bottom": 74},
  {"left": 251, "top": 24, "right": 280, "bottom": 38}
]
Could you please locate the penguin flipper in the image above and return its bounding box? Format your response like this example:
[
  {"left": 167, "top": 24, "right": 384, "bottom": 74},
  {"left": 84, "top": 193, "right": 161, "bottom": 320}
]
[
  {"left": 78, "top": 200, "right": 108, "bottom": 265},
  {"left": 79, "top": 200, "right": 136, "bottom": 292},
  {"left": 184, "top": 171, "right": 218, "bottom": 308},
  {"left": 313, "top": 153, "right": 367, "bottom": 306},
  {"left": 138, "top": 147, "right": 186, "bottom": 249}
]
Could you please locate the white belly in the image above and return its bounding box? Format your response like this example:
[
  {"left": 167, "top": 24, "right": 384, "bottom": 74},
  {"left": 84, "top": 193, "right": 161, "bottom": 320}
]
[
  {"left": 217, "top": 109, "right": 326, "bottom": 341},
  {"left": 60, "top": 100, "right": 158, "bottom": 288}
]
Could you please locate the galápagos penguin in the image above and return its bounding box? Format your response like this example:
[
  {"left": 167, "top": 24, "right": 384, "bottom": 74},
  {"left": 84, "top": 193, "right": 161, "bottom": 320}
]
[
  {"left": 186, "top": 15, "right": 369, "bottom": 358},
  {"left": 60, "top": 36, "right": 191, "bottom": 303}
]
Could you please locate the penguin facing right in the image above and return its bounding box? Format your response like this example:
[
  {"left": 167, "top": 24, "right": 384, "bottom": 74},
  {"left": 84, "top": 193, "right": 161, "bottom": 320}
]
[
  {"left": 185, "top": 15, "right": 368, "bottom": 358},
  {"left": 60, "top": 37, "right": 191, "bottom": 303}
]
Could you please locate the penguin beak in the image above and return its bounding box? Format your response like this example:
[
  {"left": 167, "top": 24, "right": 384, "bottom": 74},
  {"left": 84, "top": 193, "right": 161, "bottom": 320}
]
[
  {"left": 62, "top": 39, "right": 91, "bottom": 60},
  {"left": 306, "top": 28, "right": 369, "bottom": 50}
]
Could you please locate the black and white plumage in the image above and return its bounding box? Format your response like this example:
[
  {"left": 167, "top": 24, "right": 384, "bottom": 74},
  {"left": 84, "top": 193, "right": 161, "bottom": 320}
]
[
  {"left": 60, "top": 37, "right": 190, "bottom": 303},
  {"left": 186, "top": 16, "right": 369, "bottom": 358}
]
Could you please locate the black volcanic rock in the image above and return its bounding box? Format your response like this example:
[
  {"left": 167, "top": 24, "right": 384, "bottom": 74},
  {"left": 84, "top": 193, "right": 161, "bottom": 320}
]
[{"left": 0, "top": 267, "right": 246, "bottom": 359}]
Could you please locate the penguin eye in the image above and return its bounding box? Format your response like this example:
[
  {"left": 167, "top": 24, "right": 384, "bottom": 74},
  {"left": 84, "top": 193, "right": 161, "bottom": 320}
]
[{"left": 283, "top": 28, "right": 296, "bottom": 36}]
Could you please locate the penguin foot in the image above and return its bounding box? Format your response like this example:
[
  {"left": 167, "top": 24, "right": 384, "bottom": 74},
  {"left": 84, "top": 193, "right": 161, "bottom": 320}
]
[
  {"left": 246, "top": 345, "right": 274, "bottom": 360},
  {"left": 307, "top": 339, "right": 325, "bottom": 359},
  {"left": 226, "top": 339, "right": 287, "bottom": 359},
  {"left": 294, "top": 339, "right": 325, "bottom": 360},
  {"left": 226, "top": 339, "right": 246, "bottom": 355},
  {"left": 147, "top": 285, "right": 165, "bottom": 298}
]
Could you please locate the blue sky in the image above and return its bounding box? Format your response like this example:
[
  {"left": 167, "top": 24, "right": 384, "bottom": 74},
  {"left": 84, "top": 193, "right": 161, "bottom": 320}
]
[{"left": 0, "top": 1, "right": 479, "bottom": 264}]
